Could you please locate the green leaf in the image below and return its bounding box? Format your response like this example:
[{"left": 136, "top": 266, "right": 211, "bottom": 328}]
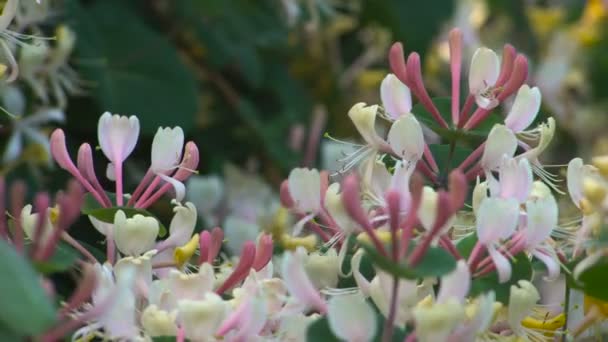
[
  {"left": 82, "top": 193, "right": 167, "bottom": 237},
  {"left": 410, "top": 97, "right": 503, "bottom": 146},
  {"left": 0, "top": 239, "right": 56, "bottom": 335},
  {"left": 359, "top": 240, "right": 456, "bottom": 279},
  {"left": 31, "top": 242, "right": 78, "bottom": 274},
  {"left": 455, "top": 232, "right": 477, "bottom": 258},
  {"left": 568, "top": 257, "right": 608, "bottom": 301},
  {"left": 68, "top": 0, "right": 199, "bottom": 135},
  {"left": 428, "top": 144, "right": 473, "bottom": 177}
]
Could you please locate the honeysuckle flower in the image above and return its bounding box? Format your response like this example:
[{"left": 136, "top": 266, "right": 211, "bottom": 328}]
[
  {"left": 113, "top": 210, "right": 159, "bottom": 256},
  {"left": 380, "top": 73, "right": 412, "bottom": 120},
  {"left": 223, "top": 215, "right": 260, "bottom": 255},
  {"left": 469, "top": 47, "right": 500, "bottom": 110},
  {"left": 437, "top": 260, "right": 471, "bottom": 304},
  {"left": 504, "top": 85, "right": 542, "bottom": 133},
  {"left": 327, "top": 292, "right": 377, "bottom": 342},
  {"left": 516, "top": 118, "right": 559, "bottom": 190},
  {"left": 155, "top": 202, "right": 197, "bottom": 253},
  {"left": 0, "top": 0, "right": 21, "bottom": 82},
  {"left": 476, "top": 197, "right": 520, "bottom": 283},
  {"left": 507, "top": 280, "right": 550, "bottom": 341},
  {"left": 325, "top": 182, "right": 360, "bottom": 235},
  {"left": 20, "top": 204, "right": 54, "bottom": 243},
  {"left": 150, "top": 126, "right": 186, "bottom": 202},
  {"left": 114, "top": 250, "right": 156, "bottom": 299},
  {"left": 471, "top": 179, "right": 488, "bottom": 214},
  {"left": 186, "top": 174, "right": 223, "bottom": 226},
  {"left": 177, "top": 293, "right": 230, "bottom": 341},
  {"left": 281, "top": 247, "right": 327, "bottom": 313},
  {"left": 165, "top": 263, "right": 214, "bottom": 308},
  {"left": 98, "top": 112, "right": 139, "bottom": 204}
]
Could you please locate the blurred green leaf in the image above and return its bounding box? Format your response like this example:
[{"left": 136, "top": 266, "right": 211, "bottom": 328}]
[
  {"left": 568, "top": 256, "right": 608, "bottom": 302},
  {"left": 361, "top": 0, "right": 455, "bottom": 57},
  {"left": 0, "top": 239, "right": 56, "bottom": 336},
  {"left": 68, "top": 0, "right": 199, "bottom": 134},
  {"left": 360, "top": 240, "right": 456, "bottom": 279},
  {"left": 31, "top": 242, "right": 78, "bottom": 274}
]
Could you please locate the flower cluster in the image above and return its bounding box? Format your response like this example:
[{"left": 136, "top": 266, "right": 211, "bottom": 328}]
[{"left": 1, "top": 26, "right": 605, "bottom": 342}]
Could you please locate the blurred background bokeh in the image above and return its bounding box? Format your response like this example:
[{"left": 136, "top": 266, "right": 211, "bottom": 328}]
[{"left": 1, "top": 0, "right": 607, "bottom": 252}]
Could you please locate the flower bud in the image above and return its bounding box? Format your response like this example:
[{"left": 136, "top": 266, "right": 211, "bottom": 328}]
[
  {"left": 113, "top": 210, "right": 159, "bottom": 256},
  {"left": 417, "top": 186, "right": 438, "bottom": 231}
]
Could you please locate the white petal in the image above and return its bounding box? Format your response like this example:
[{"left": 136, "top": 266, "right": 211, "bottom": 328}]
[
  {"left": 566, "top": 158, "right": 584, "bottom": 208},
  {"left": 524, "top": 195, "right": 558, "bottom": 248},
  {"left": 223, "top": 215, "right": 260, "bottom": 255},
  {"left": 532, "top": 248, "right": 560, "bottom": 281},
  {"left": 287, "top": 168, "right": 321, "bottom": 213},
  {"left": 167, "top": 202, "right": 197, "bottom": 247},
  {"left": 469, "top": 47, "right": 499, "bottom": 94},
  {"left": 388, "top": 114, "right": 424, "bottom": 161},
  {"left": 281, "top": 247, "right": 326, "bottom": 313},
  {"left": 97, "top": 112, "right": 140, "bottom": 164},
  {"left": 151, "top": 127, "right": 184, "bottom": 173},
  {"left": 417, "top": 186, "right": 438, "bottom": 231},
  {"left": 481, "top": 124, "right": 517, "bottom": 171},
  {"left": 159, "top": 174, "right": 186, "bottom": 202},
  {"left": 328, "top": 292, "right": 377, "bottom": 342},
  {"left": 348, "top": 103, "right": 382, "bottom": 146},
  {"left": 476, "top": 197, "right": 519, "bottom": 244},
  {"left": 437, "top": 260, "right": 470, "bottom": 304},
  {"left": 505, "top": 85, "right": 541, "bottom": 132},
  {"left": 488, "top": 246, "right": 512, "bottom": 284},
  {"left": 380, "top": 74, "right": 412, "bottom": 120},
  {"left": 498, "top": 157, "right": 533, "bottom": 203}
]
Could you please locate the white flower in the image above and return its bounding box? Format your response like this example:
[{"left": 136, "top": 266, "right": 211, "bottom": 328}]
[
  {"left": 97, "top": 112, "right": 140, "bottom": 165},
  {"left": 113, "top": 210, "right": 159, "bottom": 256},
  {"left": 327, "top": 292, "right": 377, "bottom": 342},
  {"left": 20, "top": 204, "right": 54, "bottom": 243},
  {"left": 141, "top": 305, "right": 177, "bottom": 337},
  {"left": 303, "top": 248, "right": 340, "bottom": 290},
  {"left": 413, "top": 298, "right": 465, "bottom": 342},
  {"left": 348, "top": 103, "right": 383, "bottom": 147}
]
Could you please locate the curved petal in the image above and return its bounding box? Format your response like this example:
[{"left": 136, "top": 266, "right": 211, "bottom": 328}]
[
  {"left": 488, "top": 246, "right": 512, "bottom": 283},
  {"left": 524, "top": 195, "right": 558, "bottom": 248},
  {"left": 281, "top": 247, "right": 327, "bottom": 313},
  {"left": 159, "top": 174, "right": 185, "bottom": 202},
  {"left": 469, "top": 47, "right": 499, "bottom": 94},
  {"left": 387, "top": 114, "right": 424, "bottom": 161},
  {"left": 499, "top": 157, "right": 533, "bottom": 203},
  {"left": 532, "top": 248, "right": 560, "bottom": 281},
  {"left": 287, "top": 168, "right": 321, "bottom": 214},
  {"left": 504, "top": 85, "right": 541, "bottom": 133},
  {"left": 437, "top": 260, "right": 470, "bottom": 304},
  {"left": 328, "top": 292, "right": 377, "bottom": 342},
  {"left": 151, "top": 127, "right": 184, "bottom": 173},
  {"left": 380, "top": 73, "right": 412, "bottom": 120},
  {"left": 348, "top": 103, "right": 382, "bottom": 147},
  {"left": 481, "top": 124, "right": 517, "bottom": 171},
  {"left": 97, "top": 112, "right": 140, "bottom": 164},
  {"left": 566, "top": 158, "right": 584, "bottom": 208},
  {"left": 476, "top": 197, "right": 519, "bottom": 244}
]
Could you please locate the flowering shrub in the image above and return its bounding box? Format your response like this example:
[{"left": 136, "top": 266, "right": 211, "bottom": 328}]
[{"left": 2, "top": 1, "right": 608, "bottom": 340}]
